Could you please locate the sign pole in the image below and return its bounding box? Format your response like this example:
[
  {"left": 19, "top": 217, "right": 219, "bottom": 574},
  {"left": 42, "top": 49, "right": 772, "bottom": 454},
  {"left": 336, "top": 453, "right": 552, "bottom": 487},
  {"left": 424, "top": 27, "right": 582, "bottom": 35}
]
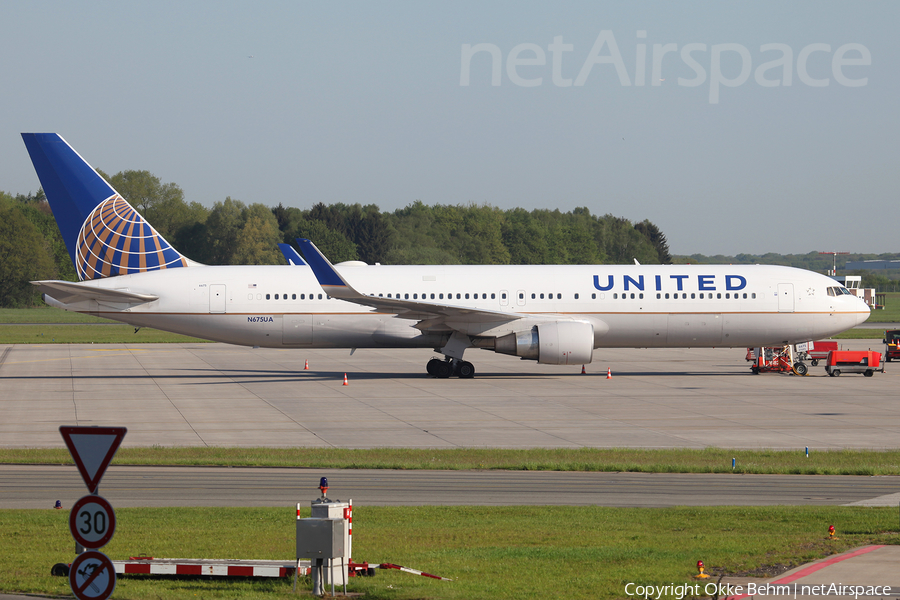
[{"left": 60, "top": 426, "right": 126, "bottom": 600}]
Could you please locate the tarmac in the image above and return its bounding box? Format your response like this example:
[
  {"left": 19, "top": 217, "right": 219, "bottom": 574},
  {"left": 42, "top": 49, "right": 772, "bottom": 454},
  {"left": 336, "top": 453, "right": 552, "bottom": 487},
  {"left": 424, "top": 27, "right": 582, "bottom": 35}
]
[
  {"left": 0, "top": 341, "right": 897, "bottom": 449},
  {"left": 1, "top": 340, "right": 899, "bottom": 598},
  {"left": 719, "top": 545, "right": 900, "bottom": 599}
]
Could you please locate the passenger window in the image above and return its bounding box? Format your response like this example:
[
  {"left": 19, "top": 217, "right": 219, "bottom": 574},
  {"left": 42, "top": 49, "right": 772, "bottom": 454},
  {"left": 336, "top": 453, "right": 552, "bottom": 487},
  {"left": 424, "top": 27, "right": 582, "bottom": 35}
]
[
  {"left": 752, "top": 293, "right": 756, "bottom": 299},
  {"left": 665, "top": 293, "right": 670, "bottom": 299},
  {"left": 431, "top": 293, "right": 435, "bottom": 299},
  {"left": 742, "top": 293, "right": 747, "bottom": 299},
  {"left": 532, "top": 293, "right": 536, "bottom": 299},
  {"left": 456, "top": 293, "right": 461, "bottom": 299},
  {"left": 465, "top": 293, "right": 470, "bottom": 299},
  {"left": 726, "top": 293, "right": 730, "bottom": 299},
  {"left": 630, "top": 293, "right": 635, "bottom": 299},
  {"left": 292, "top": 294, "right": 296, "bottom": 300},
  {"left": 656, "top": 293, "right": 661, "bottom": 299},
  {"left": 266, "top": 294, "right": 270, "bottom": 300},
  {"left": 247, "top": 294, "right": 252, "bottom": 300},
  {"left": 519, "top": 293, "right": 524, "bottom": 299},
  {"left": 574, "top": 293, "right": 579, "bottom": 299},
  {"left": 613, "top": 293, "right": 618, "bottom": 299},
  {"left": 717, "top": 293, "right": 721, "bottom": 299},
  {"left": 540, "top": 293, "right": 545, "bottom": 299},
  {"left": 274, "top": 294, "right": 279, "bottom": 299},
  {"left": 699, "top": 293, "right": 704, "bottom": 299},
  {"left": 405, "top": 293, "right": 409, "bottom": 299},
  {"left": 493, "top": 293, "right": 498, "bottom": 299},
  {"left": 591, "top": 293, "right": 596, "bottom": 299},
  {"left": 318, "top": 294, "right": 323, "bottom": 299},
  {"left": 439, "top": 293, "right": 444, "bottom": 299}
]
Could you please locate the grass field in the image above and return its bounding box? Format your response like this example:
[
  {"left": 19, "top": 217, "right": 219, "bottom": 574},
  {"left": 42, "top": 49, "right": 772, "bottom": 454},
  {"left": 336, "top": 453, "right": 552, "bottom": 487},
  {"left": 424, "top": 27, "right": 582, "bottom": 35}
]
[
  {"left": 0, "top": 307, "right": 115, "bottom": 323},
  {"left": 1, "top": 305, "right": 896, "bottom": 344},
  {"left": 869, "top": 292, "right": 900, "bottom": 321},
  {"left": 0, "top": 323, "right": 210, "bottom": 344},
  {"left": 4, "top": 447, "right": 900, "bottom": 475},
  {"left": 1, "top": 505, "right": 897, "bottom": 600}
]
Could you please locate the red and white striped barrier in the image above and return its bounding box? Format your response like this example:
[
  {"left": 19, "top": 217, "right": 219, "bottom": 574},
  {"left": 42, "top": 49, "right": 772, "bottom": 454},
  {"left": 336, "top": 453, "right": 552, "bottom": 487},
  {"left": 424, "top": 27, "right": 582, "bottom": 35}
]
[
  {"left": 113, "top": 558, "right": 307, "bottom": 578},
  {"left": 374, "top": 562, "right": 452, "bottom": 581}
]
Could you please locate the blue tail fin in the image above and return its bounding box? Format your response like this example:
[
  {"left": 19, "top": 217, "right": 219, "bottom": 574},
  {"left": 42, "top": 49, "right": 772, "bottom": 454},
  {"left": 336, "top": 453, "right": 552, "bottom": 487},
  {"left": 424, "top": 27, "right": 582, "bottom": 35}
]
[
  {"left": 21, "top": 133, "right": 189, "bottom": 281},
  {"left": 277, "top": 243, "right": 307, "bottom": 266}
]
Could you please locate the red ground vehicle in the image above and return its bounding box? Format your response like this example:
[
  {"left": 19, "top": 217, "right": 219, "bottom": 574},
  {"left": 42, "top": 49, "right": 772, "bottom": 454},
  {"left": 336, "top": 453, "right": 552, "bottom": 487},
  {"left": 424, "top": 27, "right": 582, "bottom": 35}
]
[
  {"left": 825, "top": 350, "right": 884, "bottom": 377},
  {"left": 797, "top": 341, "right": 838, "bottom": 367},
  {"left": 747, "top": 346, "right": 808, "bottom": 375},
  {"left": 884, "top": 330, "right": 900, "bottom": 362}
]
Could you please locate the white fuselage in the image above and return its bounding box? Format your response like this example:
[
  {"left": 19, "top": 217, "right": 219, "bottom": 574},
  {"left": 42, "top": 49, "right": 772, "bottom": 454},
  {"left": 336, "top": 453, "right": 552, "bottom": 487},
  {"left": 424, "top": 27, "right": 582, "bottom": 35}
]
[{"left": 46, "top": 263, "right": 870, "bottom": 351}]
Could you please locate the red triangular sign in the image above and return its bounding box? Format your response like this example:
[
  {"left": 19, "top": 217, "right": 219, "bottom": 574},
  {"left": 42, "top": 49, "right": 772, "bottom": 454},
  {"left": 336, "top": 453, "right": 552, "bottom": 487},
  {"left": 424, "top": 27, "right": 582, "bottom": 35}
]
[{"left": 59, "top": 426, "right": 127, "bottom": 494}]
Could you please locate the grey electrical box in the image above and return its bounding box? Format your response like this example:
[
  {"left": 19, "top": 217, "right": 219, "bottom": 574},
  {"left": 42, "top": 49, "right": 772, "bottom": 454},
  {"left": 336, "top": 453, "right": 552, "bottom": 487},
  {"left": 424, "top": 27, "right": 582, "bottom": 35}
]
[{"left": 296, "top": 518, "right": 345, "bottom": 559}]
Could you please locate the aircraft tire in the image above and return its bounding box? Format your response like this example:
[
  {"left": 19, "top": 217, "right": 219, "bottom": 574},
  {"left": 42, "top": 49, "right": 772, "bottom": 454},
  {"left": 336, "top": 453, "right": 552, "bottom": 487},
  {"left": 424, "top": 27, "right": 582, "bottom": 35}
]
[
  {"left": 435, "top": 361, "right": 453, "bottom": 378},
  {"left": 793, "top": 362, "right": 808, "bottom": 376},
  {"left": 426, "top": 358, "right": 442, "bottom": 377},
  {"left": 457, "top": 361, "right": 475, "bottom": 379},
  {"left": 811, "top": 359, "right": 819, "bottom": 366}
]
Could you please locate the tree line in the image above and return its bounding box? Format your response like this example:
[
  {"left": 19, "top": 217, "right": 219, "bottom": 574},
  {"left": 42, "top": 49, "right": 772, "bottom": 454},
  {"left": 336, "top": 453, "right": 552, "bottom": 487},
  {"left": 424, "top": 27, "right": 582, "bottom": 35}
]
[{"left": 1, "top": 169, "right": 671, "bottom": 307}]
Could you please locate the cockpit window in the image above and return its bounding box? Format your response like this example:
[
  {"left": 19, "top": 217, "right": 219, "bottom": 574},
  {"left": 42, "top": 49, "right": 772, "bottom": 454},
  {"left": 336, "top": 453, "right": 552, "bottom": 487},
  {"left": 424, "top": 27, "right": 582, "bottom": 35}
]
[{"left": 827, "top": 286, "right": 852, "bottom": 296}]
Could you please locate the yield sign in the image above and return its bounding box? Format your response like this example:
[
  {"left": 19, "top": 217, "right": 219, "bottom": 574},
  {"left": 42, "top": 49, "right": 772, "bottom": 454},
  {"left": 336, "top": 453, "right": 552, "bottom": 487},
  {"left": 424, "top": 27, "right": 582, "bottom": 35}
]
[{"left": 59, "top": 426, "right": 127, "bottom": 494}]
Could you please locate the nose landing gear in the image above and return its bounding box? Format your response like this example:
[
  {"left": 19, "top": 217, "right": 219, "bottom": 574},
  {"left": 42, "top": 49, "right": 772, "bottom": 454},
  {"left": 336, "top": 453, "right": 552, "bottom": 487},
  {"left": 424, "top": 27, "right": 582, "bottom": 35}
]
[{"left": 426, "top": 357, "right": 475, "bottom": 379}]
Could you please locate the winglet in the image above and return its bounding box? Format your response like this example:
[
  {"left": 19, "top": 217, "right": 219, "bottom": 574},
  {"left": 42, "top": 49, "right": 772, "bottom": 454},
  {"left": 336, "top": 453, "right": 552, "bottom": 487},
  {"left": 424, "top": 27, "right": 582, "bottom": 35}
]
[
  {"left": 277, "top": 243, "right": 307, "bottom": 266},
  {"left": 295, "top": 239, "right": 361, "bottom": 298}
]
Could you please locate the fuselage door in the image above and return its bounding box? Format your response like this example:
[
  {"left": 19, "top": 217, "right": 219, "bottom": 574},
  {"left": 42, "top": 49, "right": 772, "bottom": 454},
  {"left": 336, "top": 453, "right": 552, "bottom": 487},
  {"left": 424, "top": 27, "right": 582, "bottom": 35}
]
[
  {"left": 500, "top": 290, "right": 509, "bottom": 306},
  {"left": 283, "top": 315, "right": 313, "bottom": 345},
  {"left": 210, "top": 284, "right": 226, "bottom": 313},
  {"left": 516, "top": 290, "right": 526, "bottom": 306},
  {"left": 777, "top": 283, "right": 794, "bottom": 312}
]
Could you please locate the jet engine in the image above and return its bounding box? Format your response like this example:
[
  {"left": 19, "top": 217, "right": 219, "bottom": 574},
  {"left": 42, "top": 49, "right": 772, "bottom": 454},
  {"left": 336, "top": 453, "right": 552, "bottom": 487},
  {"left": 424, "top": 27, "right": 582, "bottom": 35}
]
[{"left": 494, "top": 321, "right": 594, "bottom": 364}]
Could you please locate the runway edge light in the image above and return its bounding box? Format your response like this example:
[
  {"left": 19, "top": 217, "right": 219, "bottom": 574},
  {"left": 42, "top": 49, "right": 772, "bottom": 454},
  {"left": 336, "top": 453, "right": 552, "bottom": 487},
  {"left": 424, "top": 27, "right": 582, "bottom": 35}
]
[{"left": 694, "top": 560, "right": 710, "bottom": 579}]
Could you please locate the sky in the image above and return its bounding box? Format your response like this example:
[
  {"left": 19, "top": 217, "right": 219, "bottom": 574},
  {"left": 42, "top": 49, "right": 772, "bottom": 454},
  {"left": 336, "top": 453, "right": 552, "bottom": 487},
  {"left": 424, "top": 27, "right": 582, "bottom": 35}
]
[{"left": 2, "top": 1, "right": 898, "bottom": 257}]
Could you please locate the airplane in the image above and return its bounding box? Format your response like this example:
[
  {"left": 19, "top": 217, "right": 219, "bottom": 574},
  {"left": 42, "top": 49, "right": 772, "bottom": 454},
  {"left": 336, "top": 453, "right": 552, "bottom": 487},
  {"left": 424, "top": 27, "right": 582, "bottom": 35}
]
[{"left": 22, "top": 133, "right": 871, "bottom": 378}]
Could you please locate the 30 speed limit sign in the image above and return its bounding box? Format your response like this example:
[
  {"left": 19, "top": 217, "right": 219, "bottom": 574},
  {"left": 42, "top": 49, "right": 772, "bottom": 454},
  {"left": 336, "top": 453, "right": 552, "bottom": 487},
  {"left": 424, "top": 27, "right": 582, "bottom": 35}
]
[{"left": 69, "top": 495, "right": 116, "bottom": 549}]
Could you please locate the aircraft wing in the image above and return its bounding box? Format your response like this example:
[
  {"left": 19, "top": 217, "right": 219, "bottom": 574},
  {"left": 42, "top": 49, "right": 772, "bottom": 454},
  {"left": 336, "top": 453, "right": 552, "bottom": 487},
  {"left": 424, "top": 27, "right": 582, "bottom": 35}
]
[
  {"left": 31, "top": 280, "right": 159, "bottom": 305},
  {"left": 295, "top": 239, "right": 523, "bottom": 328}
]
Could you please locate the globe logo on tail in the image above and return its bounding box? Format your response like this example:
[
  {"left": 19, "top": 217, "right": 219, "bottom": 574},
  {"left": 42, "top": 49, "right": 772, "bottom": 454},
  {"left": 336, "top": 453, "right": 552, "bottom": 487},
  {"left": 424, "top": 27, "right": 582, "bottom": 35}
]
[{"left": 75, "top": 195, "right": 187, "bottom": 280}]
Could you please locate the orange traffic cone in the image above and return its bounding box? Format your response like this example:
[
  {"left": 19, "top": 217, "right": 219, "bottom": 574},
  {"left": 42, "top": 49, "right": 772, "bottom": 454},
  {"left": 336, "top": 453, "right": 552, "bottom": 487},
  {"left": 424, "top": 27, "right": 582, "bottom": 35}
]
[
  {"left": 304, "top": 360, "right": 309, "bottom": 370},
  {"left": 606, "top": 368, "right": 612, "bottom": 379},
  {"left": 581, "top": 365, "right": 586, "bottom": 374},
  {"left": 342, "top": 373, "right": 349, "bottom": 386}
]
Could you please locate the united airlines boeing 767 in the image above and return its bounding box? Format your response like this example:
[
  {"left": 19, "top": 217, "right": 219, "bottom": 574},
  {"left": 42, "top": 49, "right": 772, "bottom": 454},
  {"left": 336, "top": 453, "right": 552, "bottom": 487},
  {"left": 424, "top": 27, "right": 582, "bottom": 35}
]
[{"left": 22, "top": 133, "right": 869, "bottom": 378}]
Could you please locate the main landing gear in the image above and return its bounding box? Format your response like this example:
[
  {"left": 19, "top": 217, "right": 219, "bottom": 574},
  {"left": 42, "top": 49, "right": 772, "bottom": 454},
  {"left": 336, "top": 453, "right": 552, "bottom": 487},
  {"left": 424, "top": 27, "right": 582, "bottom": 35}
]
[{"left": 426, "top": 357, "right": 475, "bottom": 379}]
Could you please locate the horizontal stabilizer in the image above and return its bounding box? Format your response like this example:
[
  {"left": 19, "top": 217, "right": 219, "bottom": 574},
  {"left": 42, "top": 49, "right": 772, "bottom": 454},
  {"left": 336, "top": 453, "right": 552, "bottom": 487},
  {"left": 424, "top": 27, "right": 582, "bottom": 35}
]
[{"left": 31, "top": 280, "right": 158, "bottom": 305}]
